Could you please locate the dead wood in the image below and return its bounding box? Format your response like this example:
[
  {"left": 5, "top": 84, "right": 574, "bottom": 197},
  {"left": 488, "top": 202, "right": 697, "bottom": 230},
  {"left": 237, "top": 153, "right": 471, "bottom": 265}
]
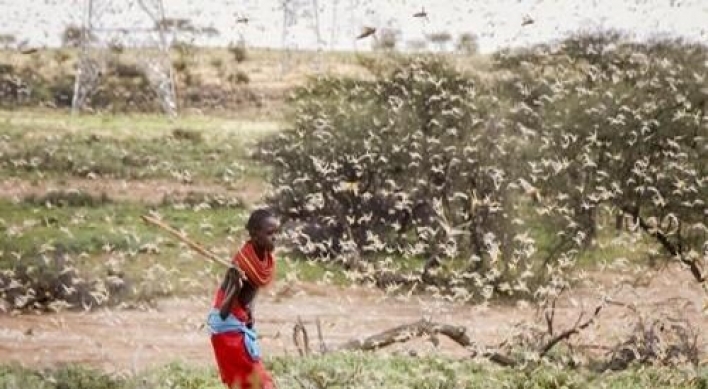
[
  {"left": 293, "top": 316, "right": 311, "bottom": 356},
  {"left": 539, "top": 304, "right": 604, "bottom": 358},
  {"left": 336, "top": 319, "right": 473, "bottom": 351},
  {"left": 295, "top": 318, "right": 518, "bottom": 367}
]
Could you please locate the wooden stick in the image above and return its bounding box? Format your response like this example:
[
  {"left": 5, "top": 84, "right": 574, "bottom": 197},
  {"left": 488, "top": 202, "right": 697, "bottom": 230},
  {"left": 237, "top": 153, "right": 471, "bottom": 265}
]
[{"left": 140, "top": 214, "right": 246, "bottom": 280}]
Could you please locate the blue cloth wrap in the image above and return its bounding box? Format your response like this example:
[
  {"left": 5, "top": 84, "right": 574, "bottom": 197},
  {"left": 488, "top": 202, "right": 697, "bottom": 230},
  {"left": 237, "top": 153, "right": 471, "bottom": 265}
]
[{"left": 206, "top": 309, "right": 261, "bottom": 361}]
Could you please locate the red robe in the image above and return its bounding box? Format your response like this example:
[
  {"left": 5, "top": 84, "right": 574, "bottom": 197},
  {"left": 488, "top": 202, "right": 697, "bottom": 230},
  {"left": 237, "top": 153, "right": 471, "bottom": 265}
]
[{"left": 210, "top": 243, "right": 275, "bottom": 389}]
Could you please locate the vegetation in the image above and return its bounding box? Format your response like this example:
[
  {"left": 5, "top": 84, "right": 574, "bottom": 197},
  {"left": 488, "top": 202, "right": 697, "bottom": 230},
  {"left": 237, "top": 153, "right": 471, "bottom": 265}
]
[
  {"left": 1, "top": 29, "right": 707, "bottom": 386},
  {"left": 260, "top": 32, "right": 708, "bottom": 306},
  {"left": 2, "top": 355, "right": 708, "bottom": 389},
  {"left": 0, "top": 111, "right": 276, "bottom": 183}
]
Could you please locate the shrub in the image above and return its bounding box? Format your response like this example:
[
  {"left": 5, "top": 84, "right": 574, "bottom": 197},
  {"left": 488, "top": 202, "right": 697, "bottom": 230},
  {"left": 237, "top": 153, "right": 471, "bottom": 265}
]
[
  {"left": 23, "top": 190, "right": 112, "bottom": 208},
  {"left": 495, "top": 33, "right": 708, "bottom": 280},
  {"left": 228, "top": 70, "right": 249, "bottom": 85},
  {"left": 0, "top": 251, "right": 128, "bottom": 312},
  {"left": 259, "top": 56, "right": 547, "bottom": 300},
  {"left": 171, "top": 127, "right": 203, "bottom": 143},
  {"left": 228, "top": 42, "right": 247, "bottom": 63}
]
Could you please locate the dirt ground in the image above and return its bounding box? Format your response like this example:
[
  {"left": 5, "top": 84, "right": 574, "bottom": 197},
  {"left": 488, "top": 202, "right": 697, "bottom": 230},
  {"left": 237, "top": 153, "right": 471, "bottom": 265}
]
[{"left": 1, "top": 264, "right": 707, "bottom": 375}]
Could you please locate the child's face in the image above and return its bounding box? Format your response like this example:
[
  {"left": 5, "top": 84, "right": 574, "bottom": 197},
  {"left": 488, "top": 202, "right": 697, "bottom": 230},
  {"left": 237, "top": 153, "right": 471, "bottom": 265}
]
[{"left": 251, "top": 216, "right": 280, "bottom": 252}]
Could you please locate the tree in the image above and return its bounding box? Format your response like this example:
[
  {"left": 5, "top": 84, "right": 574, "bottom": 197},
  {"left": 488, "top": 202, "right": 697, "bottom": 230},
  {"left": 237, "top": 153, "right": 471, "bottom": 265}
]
[
  {"left": 157, "top": 18, "right": 220, "bottom": 47},
  {"left": 456, "top": 33, "right": 478, "bottom": 55},
  {"left": 406, "top": 39, "right": 428, "bottom": 52},
  {"left": 61, "top": 24, "right": 94, "bottom": 48},
  {"left": 372, "top": 28, "right": 400, "bottom": 52},
  {"left": 507, "top": 34, "right": 708, "bottom": 281},
  {"left": 427, "top": 32, "right": 452, "bottom": 52},
  {"left": 258, "top": 57, "right": 561, "bottom": 300},
  {"left": 0, "top": 34, "right": 16, "bottom": 50}
]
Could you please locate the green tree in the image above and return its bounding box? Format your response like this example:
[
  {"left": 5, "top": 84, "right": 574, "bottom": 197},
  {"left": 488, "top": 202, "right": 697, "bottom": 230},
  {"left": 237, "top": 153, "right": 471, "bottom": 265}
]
[
  {"left": 259, "top": 57, "right": 554, "bottom": 300},
  {"left": 509, "top": 34, "right": 708, "bottom": 281}
]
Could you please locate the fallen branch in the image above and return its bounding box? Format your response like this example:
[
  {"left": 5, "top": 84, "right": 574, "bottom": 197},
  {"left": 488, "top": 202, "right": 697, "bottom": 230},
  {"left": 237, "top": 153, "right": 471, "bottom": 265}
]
[
  {"left": 336, "top": 319, "right": 472, "bottom": 351},
  {"left": 539, "top": 304, "right": 604, "bottom": 358},
  {"left": 332, "top": 318, "right": 517, "bottom": 367}
]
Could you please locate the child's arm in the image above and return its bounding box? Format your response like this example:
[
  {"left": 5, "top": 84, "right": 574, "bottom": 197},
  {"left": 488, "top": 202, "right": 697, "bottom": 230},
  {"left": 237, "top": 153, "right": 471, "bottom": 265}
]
[
  {"left": 246, "top": 301, "right": 255, "bottom": 329},
  {"left": 219, "top": 267, "right": 242, "bottom": 320}
]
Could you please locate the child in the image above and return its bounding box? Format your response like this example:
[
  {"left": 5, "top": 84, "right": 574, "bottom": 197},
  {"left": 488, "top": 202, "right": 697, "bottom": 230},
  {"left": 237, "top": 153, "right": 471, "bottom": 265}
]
[{"left": 207, "top": 209, "right": 279, "bottom": 389}]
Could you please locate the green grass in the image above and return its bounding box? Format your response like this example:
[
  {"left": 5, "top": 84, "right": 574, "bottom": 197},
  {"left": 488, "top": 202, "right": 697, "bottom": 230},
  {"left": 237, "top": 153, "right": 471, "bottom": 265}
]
[
  {"left": 0, "top": 109, "right": 279, "bottom": 184},
  {"left": 0, "top": 198, "right": 247, "bottom": 256},
  {"left": 0, "top": 198, "right": 250, "bottom": 298},
  {"left": 0, "top": 109, "right": 282, "bottom": 139},
  {"left": 1, "top": 355, "right": 707, "bottom": 389},
  {"left": 0, "top": 197, "right": 350, "bottom": 303}
]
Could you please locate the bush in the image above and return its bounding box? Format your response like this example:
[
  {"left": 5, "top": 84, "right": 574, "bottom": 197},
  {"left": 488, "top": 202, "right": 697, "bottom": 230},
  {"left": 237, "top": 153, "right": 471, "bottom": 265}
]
[
  {"left": 171, "top": 127, "right": 203, "bottom": 143},
  {"left": 228, "top": 43, "right": 247, "bottom": 63},
  {"left": 0, "top": 365, "right": 120, "bottom": 389},
  {"left": 228, "top": 70, "right": 249, "bottom": 85},
  {"left": 108, "top": 60, "right": 143, "bottom": 79},
  {"left": 0, "top": 251, "right": 128, "bottom": 312},
  {"left": 49, "top": 74, "right": 75, "bottom": 107},
  {"left": 23, "top": 190, "right": 112, "bottom": 208},
  {"left": 494, "top": 33, "right": 708, "bottom": 279},
  {"left": 259, "top": 56, "right": 548, "bottom": 300},
  {"left": 160, "top": 191, "right": 244, "bottom": 209},
  {"left": 3, "top": 357, "right": 706, "bottom": 389},
  {"left": 0, "top": 63, "right": 14, "bottom": 75}
]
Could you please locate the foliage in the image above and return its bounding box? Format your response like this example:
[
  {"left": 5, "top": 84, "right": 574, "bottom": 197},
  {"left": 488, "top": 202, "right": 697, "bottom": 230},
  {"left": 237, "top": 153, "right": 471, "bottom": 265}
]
[
  {"left": 61, "top": 24, "right": 94, "bottom": 48},
  {"left": 373, "top": 29, "right": 400, "bottom": 52},
  {"left": 427, "top": 32, "right": 453, "bottom": 51},
  {"left": 496, "top": 32, "right": 708, "bottom": 281},
  {"left": 0, "top": 128, "right": 253, "bottom": 183},
  {"left": 228, "top": 41, "right": 248, "bottom": 63},
  {"left": 261, "top": 33, "right": 708, "bottom": 304},
  {"left": 227, "top": 70, "right": 250, "bottom": 85},
  {"left": 0, "top": 196, "right": 254, "bottom": 309},
  {"left": 0, "top": 250, "right": 129, "bottom": 312},
  {"left": 23, "top": 190, "right": 112, "bottom": 208},
  {"left": 260, "top": 56, "right": 566, "bottom": 301},
  {"left": 2, "top": 357, "right": 708, "bottom": 389},
  {"left": 456, "top": 33, "right": 479, "bottom": 55}
]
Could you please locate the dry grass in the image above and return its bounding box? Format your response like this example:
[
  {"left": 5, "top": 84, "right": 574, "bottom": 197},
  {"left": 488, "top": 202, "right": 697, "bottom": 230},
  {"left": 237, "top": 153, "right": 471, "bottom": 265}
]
[{"left": 1, "top": 46, "right": 490, "bottom": 88}]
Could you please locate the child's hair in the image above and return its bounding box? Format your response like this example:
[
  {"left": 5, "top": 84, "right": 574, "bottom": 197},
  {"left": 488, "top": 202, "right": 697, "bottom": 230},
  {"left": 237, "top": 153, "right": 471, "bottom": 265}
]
[{"left": 246, "top": 208, "right": 274, "bottom": 232}]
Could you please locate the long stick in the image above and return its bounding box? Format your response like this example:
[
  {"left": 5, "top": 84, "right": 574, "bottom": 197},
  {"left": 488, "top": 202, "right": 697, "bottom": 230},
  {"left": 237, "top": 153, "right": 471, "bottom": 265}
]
[{"left": 140, "top": 214, "right": 246, "bottom": 280}]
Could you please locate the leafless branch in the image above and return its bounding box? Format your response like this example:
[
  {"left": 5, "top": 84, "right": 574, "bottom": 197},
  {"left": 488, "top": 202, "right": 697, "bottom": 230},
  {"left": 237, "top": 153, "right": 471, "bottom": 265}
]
[{"left": 539, "top": 303, "right": 603, "bottom": 358}]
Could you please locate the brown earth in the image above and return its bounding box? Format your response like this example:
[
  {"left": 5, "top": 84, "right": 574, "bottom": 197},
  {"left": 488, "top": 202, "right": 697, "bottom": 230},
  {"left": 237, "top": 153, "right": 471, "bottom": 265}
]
[{"left": 1, "top": 264, "right": 707, "bottom": 375}]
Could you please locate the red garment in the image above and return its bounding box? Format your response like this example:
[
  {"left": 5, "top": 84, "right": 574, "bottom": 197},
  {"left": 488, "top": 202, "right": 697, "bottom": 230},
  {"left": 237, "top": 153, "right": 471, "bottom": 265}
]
[
  {"left": 233, "top": 241, "right": 275, "bottom": 287},
  {"left": 210, "top": 242, "right": 276, "bottom": 389},
  {"left": 211, "top": 288, "right": 274, "bottom": 389}
]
